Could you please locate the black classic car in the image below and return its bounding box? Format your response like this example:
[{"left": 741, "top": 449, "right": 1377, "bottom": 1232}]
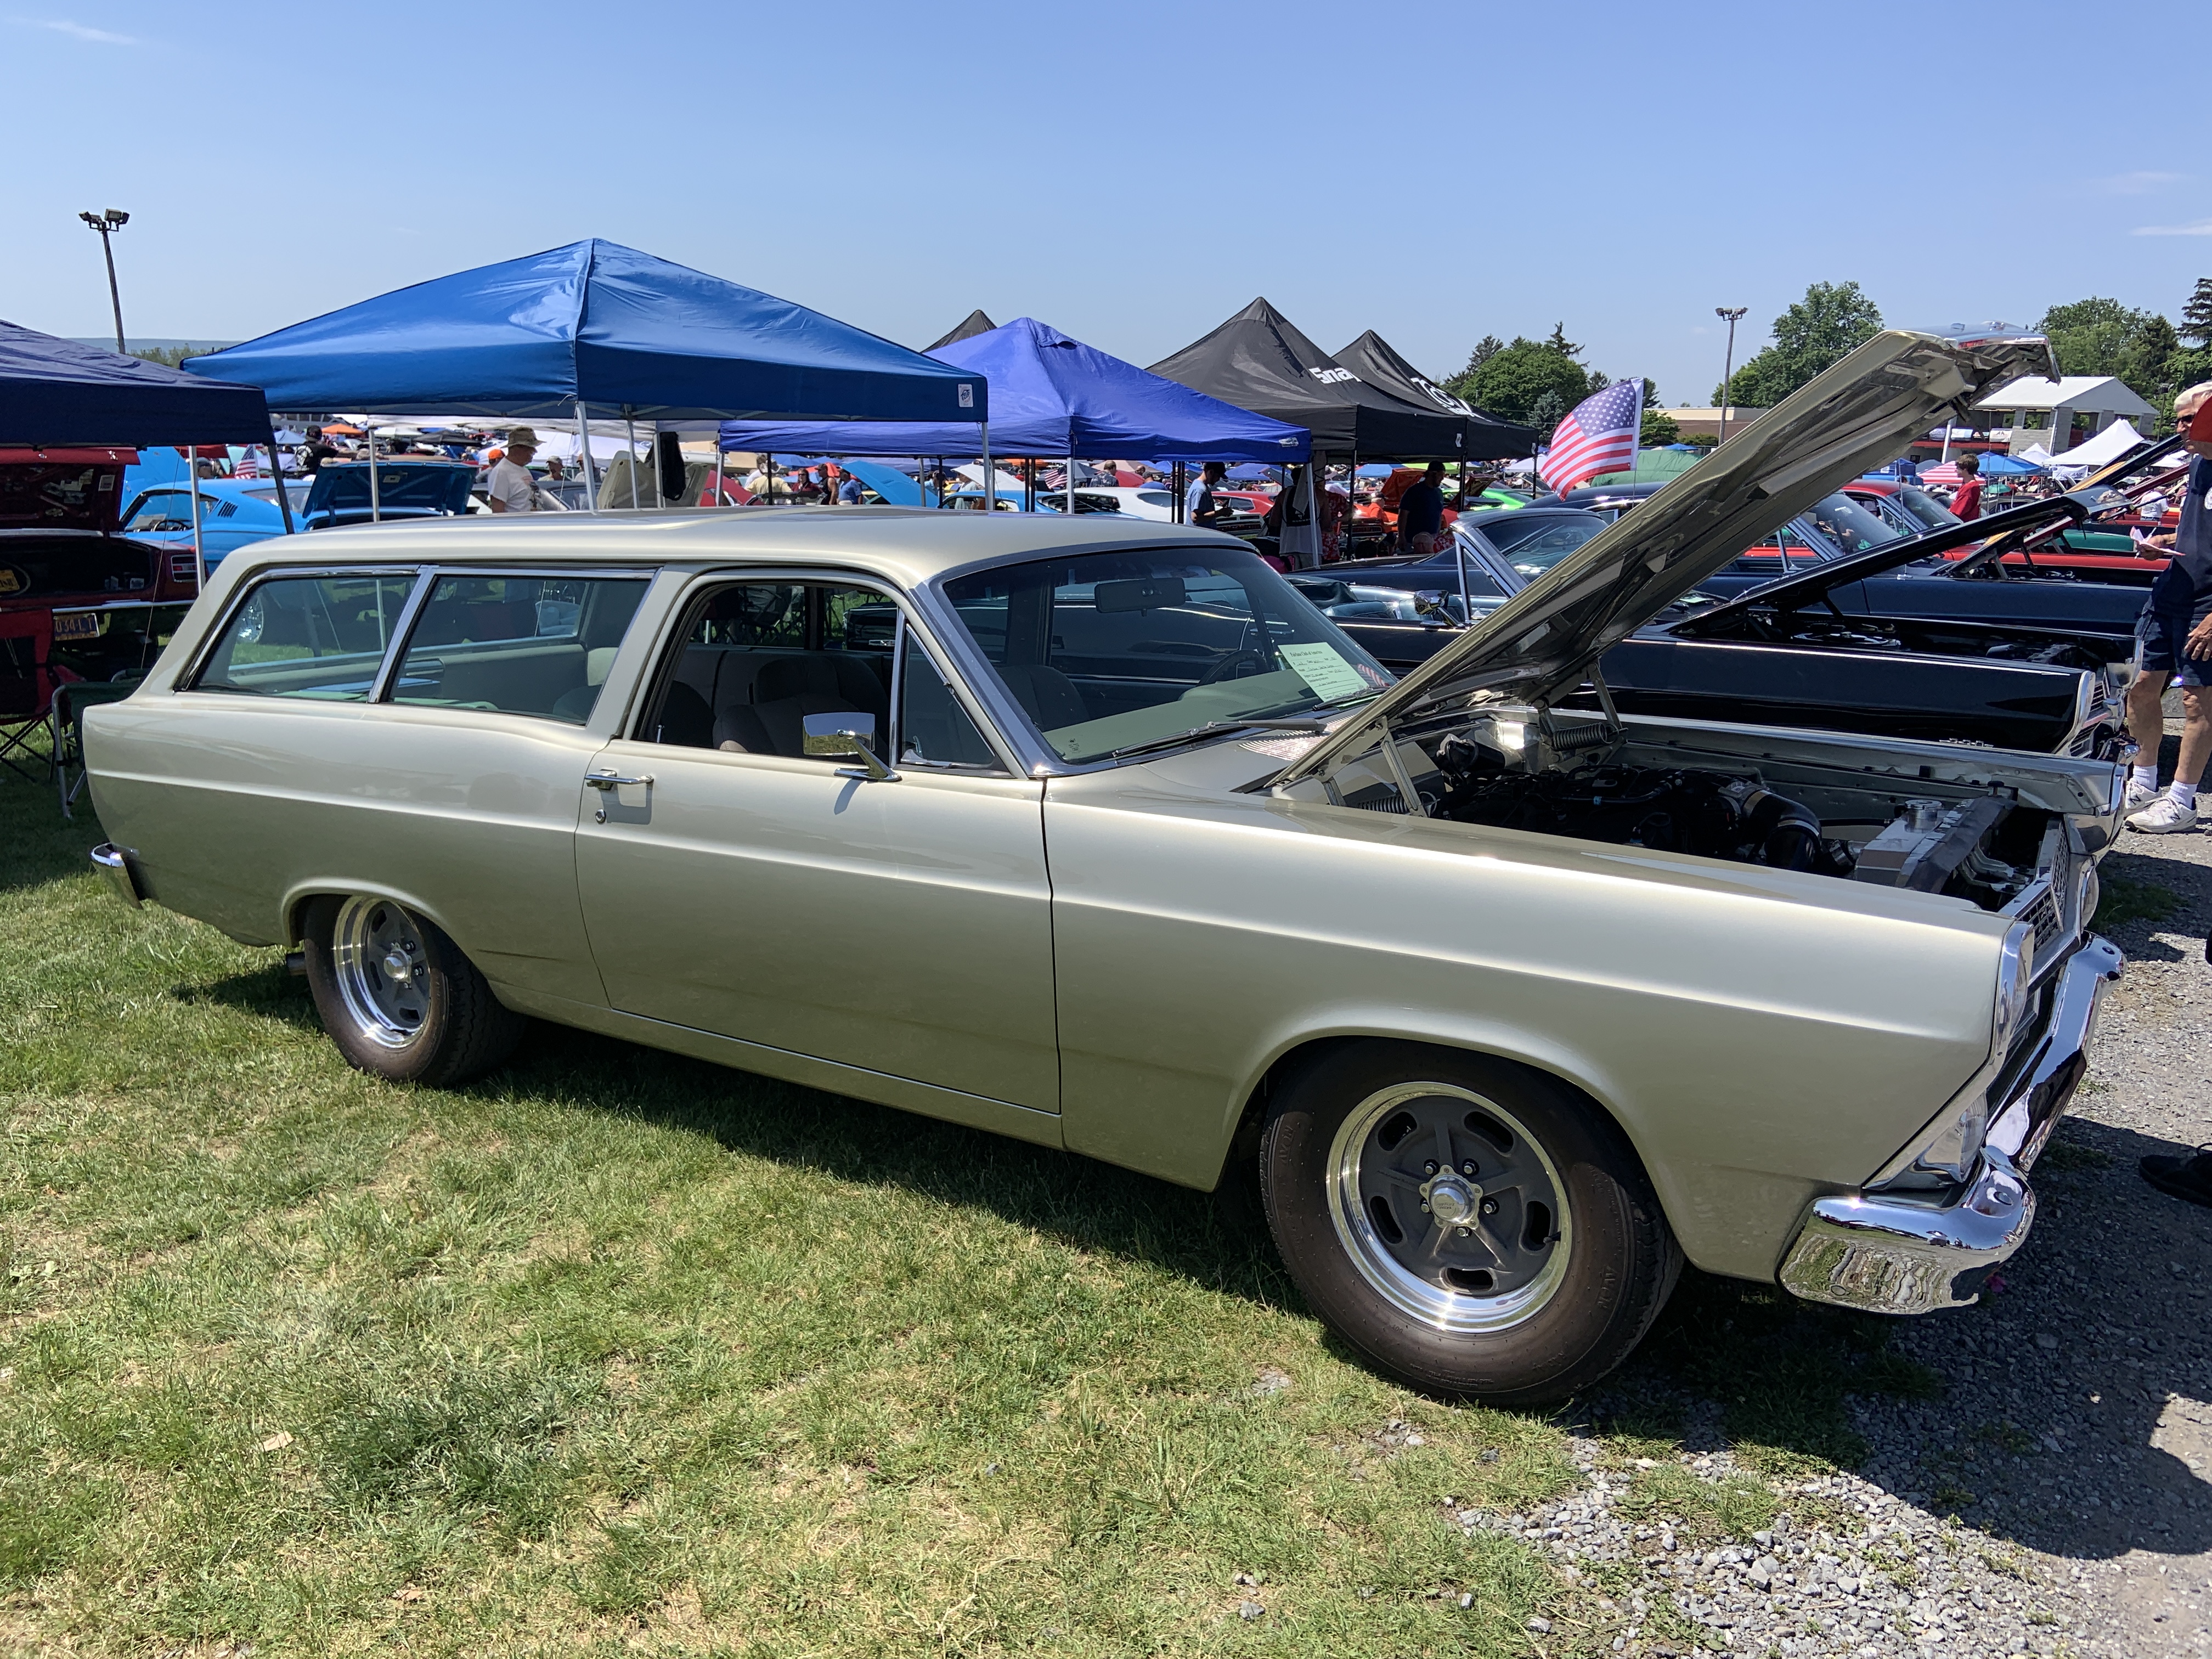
[
  {"left": 1536, "top": 477, "right": 2152, "bottom": 633},
  {"left": 1297, "top": 499, "right": 2134, "bottom": 759}
]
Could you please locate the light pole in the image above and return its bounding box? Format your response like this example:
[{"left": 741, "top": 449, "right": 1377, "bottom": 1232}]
[
  {"left": 1714, "top": 307, "right": 1747, "bottom": 445},
  {"left": 79, "top": 208, "right": 130, "bottom": 353}
]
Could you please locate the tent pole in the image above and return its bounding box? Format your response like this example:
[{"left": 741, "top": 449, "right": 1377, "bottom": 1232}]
[
  {"left": 625, "top": 413, "right": 640, "bottom": 510},
  {"left": 1066, "top": 444, "right": 1075, "bottom": 515},
  {"left": 368, "top": 425, "right": 381, "bottom": 522},
  {"left": 575, "top": 400, "right": 599, "bottom": 513},
  {"left": 268, "top": 424, "right": 297, "bottom": 533},
  {"left": 187, "top": 447, "right": 205, "bottom": 589},
  {"left": 979, "top": 423, "right": 992, "bottom": 509}
]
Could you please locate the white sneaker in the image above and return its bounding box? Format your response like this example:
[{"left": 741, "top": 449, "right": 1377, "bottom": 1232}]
[
  {"left": 2125, "top": 777, "right": 2162, "bottom": 810},
  {"left": 2129, "top": 794, "right": 2199, "bottom": 834}
]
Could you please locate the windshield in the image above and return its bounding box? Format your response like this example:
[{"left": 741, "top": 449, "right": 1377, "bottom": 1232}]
[
  {"left": 1472, "top": 512, "right": 1609, "bottom": 578},
  {"left": 1888, "top": 486, "right": 1960, "bottom": 531},
  {"left": 1798, "top": 490, "right": 1910, "bottom": 555},
  {"left": 941, "top": 546, "right": 1392, "bottom": 764}
]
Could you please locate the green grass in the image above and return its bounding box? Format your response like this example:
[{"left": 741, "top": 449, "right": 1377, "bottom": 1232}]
[{"left": 0, "top": 753, "right": 1949, "bottom": 1654}]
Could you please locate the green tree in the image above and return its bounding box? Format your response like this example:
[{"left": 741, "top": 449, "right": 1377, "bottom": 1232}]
[
  {"left": 131, "top": 345, "right": 205, "bottom": 369},
  {"left": 1713, "top": 281, "right": 1884, "bottom": 407},
  {"left": 2179, "top": 278, "right": 2212, "bottom": 348},
  {"left": 2038, "top": 297, "right": 2155, "bottom": 381},
  {"left": 1441, "top": 335, "right": 1504, "bottom": 399},
  {"left": 2122, "top": 313, "right": 2180, "bottom": 400},
  {"left": 1524, "top": 389, "right": 1570, "bottom": 435},
  {"left": 1640, "top": 408, "right": 1680, "bottom": 445},
  {"left": 1455, "top": 332, "right": 1593, "bottom": 426}
]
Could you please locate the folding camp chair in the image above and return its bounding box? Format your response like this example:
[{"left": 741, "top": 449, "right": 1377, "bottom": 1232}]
[
  {"left": 0, "top": 610, "right": 57, "bottom": 785},
  {"left": 52, "top": 678, "right": 140, "bottom": 819}
]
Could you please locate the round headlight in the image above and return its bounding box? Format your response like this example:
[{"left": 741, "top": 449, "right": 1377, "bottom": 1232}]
[{"left": 1994, "top": 921, "right": 2035, "bottom": 1042}]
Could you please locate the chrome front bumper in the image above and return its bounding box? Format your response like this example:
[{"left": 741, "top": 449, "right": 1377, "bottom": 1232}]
[
  {"left": 90, "top": 842, "right": 144, "bottom": 907},
  {"left": 1777, "top": 934, "right": 2122, "bottom": 1316}
]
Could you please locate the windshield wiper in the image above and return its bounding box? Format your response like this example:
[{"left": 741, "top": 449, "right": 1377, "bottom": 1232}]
[{"left": 1107, "top": 718, "right": 1327, "bottom": 760}]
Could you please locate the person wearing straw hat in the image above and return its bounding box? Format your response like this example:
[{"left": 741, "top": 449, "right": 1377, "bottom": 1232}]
[{"left": 486, "top": 428, "right": 543, "bottom": 514}]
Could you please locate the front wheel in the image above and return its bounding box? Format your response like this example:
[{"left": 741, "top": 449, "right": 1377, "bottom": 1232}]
[
  {"left": 301, "top": 894, "right": 526, "bottom": 1087},
  {"left": 1259, "top": 1041, "right": 1680, "bottom": 1406}
]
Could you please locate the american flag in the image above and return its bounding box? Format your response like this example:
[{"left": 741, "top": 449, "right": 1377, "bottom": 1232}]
[{"left": 1539, "top": 379, "right": 1644, "bottom": 496}]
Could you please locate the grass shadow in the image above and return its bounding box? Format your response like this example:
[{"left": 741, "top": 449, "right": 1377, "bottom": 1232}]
[{"left": 477, "top": 1019, "right": 1303, "bottom": 1317}]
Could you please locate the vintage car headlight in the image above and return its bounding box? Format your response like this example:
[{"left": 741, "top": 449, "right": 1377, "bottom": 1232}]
[{"left": 1994, "top": 920, "right": 2036, "bottom": 1045}]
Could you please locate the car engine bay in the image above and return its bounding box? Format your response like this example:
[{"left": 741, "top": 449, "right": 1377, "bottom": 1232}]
[{"left": 1326, "top": 710, "right": 2074, "bottom": 920}]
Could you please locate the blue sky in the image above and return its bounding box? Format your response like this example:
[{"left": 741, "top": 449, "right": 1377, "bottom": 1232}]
[{"left": 5, "top": 0, "right": 2207, "bottom": 408}]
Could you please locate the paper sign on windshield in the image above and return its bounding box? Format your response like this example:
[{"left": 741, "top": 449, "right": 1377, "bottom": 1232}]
[{"left": 1279, "top": 643, "right": 1370, "bottom": 704}]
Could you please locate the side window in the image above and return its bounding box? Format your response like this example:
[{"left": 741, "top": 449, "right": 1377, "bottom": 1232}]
[
  {"left": 391, "top": 574, "right": 650, "bottom": 724},
  {"left": 899, "top": 630, "right": 999, "bottom": 769},
  {"left": 639, "top": 580, "right": 894, "bottom": 759},
  {"left": 190, "top": 574, "right": 417, "bottom": 701}
]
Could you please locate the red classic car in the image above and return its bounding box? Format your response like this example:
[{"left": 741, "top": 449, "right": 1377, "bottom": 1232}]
[
  {"left": 1847, "top": 474, "right": 2177, "bottom": 586},
  {"left": 1, "top": 448, "right": 201, "bottom": 724}
]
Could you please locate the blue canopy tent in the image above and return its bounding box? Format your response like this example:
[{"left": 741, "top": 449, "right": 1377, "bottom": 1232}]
[
  {"left": 185, "top": 240, "right": 989, "bottom": 512},
  {"left": 721, "top": 316, "right": 1308, "bottom": 471}
]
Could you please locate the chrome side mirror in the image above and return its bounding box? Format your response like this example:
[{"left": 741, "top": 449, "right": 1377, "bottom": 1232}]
[{"left": 802, "top": 712, "right": 899, "bottom": 781}]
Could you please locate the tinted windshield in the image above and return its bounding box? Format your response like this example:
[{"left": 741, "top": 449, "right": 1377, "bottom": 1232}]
[
  {"left": 941, "top": 546, "right": 1391, "bottom": 763},
  {"left": 1798, "top": 491, "right": 1910, "bottom": 554},
  {"left": 1472, "top": 512, "right": 1609, "bottom": 578}
]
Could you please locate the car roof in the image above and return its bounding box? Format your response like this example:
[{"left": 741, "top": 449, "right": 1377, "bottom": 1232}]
[{"left": 217, "top": 504, "right": 1247, "bottom": 591}]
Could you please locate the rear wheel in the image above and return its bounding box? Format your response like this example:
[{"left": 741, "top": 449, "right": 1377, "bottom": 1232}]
[
  {"left": 302, "top": 894, "right": 525, "bottom": 1087},
  {"left": 1260, "top": 1041, "right": 1680, "bottom": 1406}
]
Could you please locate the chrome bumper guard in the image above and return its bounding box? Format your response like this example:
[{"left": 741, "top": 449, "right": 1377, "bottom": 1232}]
[
  {"left": 1777, "top": 934, "right": 2121, "bottom": 1316},
  {"left": 89, "top": 843, "right": 144, "bottom": 907}
]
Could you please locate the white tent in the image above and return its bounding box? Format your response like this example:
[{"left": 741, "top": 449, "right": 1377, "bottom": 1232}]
[{"left": 2047, "top": 419, "right": 2145, "bottom": 472}]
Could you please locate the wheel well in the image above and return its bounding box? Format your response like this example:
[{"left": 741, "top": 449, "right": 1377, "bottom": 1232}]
[{"left": 1218, "top": 1034, "right": 1646, "bottom": 1191}]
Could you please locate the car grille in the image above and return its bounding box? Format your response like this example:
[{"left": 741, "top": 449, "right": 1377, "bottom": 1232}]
[{"left": 2002, "top": 826, "right": 2079, "bottom": 983}]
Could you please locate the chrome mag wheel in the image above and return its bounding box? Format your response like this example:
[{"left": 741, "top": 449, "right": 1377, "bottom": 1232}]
[
  {"left": 1324, "top": 1081, "right": 1572, "bottom": 1333},
  {"left": 329, "top": 895, "right": 432, "bottom": 1050}
]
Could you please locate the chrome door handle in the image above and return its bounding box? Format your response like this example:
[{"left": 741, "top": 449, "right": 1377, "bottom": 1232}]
[{"left": 586, "top": 771, "right": 654, "bottom": 789}]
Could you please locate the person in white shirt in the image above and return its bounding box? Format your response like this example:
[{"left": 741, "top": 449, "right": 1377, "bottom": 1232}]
[{"left": 485, "top": 428, "right": 542, "bottom": 513}]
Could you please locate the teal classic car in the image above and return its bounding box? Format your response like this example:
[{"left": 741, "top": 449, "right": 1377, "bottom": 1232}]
[{"left": 83, "top": 333, "right": 2123, "bottom": 1403}]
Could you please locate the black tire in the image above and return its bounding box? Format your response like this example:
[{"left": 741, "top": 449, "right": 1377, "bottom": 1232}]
[
  {"left": 300, "top": 894, "right": 526, "bottom": 1088},
  {"left": 1259, "top": 1040, "right": 1680, "bottom": 1406}
]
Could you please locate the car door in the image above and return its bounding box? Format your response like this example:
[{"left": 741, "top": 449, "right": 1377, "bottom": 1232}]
[{"left": 572, "top": 573, "right": 1060, "bottom": 1115}]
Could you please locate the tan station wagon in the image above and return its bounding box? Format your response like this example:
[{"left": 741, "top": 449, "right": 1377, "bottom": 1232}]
[{"left": 84, "top": 332, "right": 2125, "bottom": 1402}]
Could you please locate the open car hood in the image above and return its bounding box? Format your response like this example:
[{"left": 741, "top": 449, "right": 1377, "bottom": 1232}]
[
  {"left": 1273, "top": 329, "right": 2054, "bottom": 789},
  {"left": 0, "top": 449, "right": 136, "bottom": 532},
  {"left": 302, "top": 461, "right": 475, "bottom": 525},
  {"left": 1676, "top": 431, "right": 2190, "bottom": 628}
]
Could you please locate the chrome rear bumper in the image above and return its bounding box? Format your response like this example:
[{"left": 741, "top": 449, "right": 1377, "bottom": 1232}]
[
  {"left": 90, "top": 842, "right": 144, "bottom": 907},
  {"left": 1777, "top": 934, "right": 2120, "bottom": 1316}
]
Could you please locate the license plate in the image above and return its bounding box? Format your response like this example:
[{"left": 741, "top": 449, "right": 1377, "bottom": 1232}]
[{"left": 52, "top": 612, "right": 105, "bottom": 641}]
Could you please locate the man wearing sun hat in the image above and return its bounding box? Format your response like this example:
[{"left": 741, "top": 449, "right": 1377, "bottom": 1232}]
[{"left": 485, "top": 427, "right": 544, "bottom": 514}]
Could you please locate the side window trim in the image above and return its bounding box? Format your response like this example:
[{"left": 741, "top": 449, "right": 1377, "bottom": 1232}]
[
  {"left": 366, "top": 569, "right": 440, "bottom": 702},
  {"left": 180, "top": 564, "right": 426, "bottom": 694}
]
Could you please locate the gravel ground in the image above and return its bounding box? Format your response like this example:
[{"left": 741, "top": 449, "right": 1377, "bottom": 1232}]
[{"left": 1466, "top": 745, "right": 2212, "bottom": 1658}]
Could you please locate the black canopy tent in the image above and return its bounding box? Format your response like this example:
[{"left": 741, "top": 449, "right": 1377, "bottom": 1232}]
[
  {"left": 0, "top": 319, "right": 291, "bottom": 569},
  {"left": 0, "top": 320, "right": 275, "bottom": 449},
  {"left": 1332, "top": 329, "right": 1534, "bottom": 460},
  {"left": 1147, "top": 298, "right": 1472, "bottom": 459},
  {"left": 926, "top": 310, "right": 998, "bottom": 352}
]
